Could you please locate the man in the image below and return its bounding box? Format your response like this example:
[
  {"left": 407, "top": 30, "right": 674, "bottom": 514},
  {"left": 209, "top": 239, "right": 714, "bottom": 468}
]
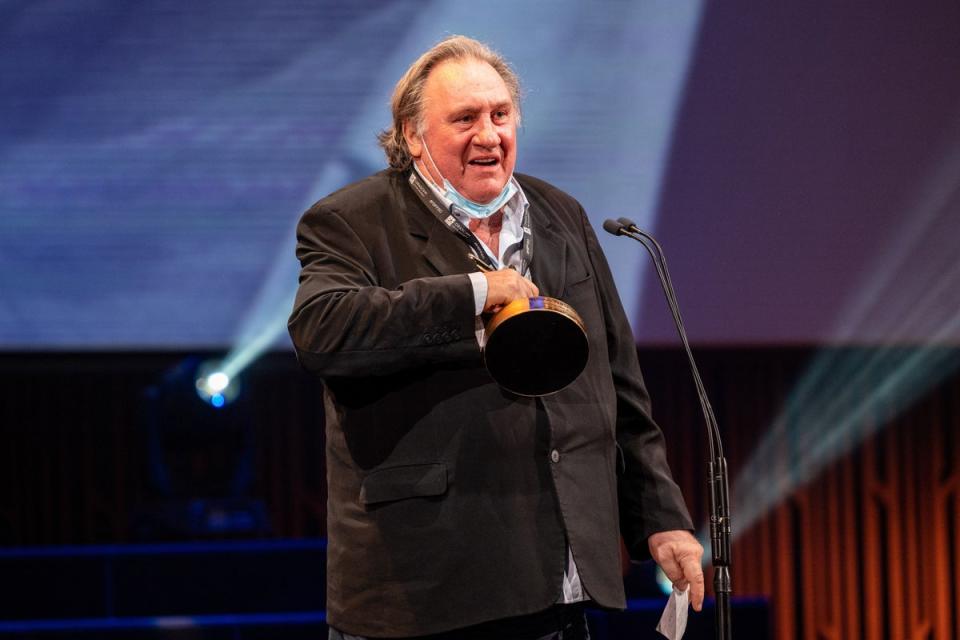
[{"left": 288, "top": 36, "right": 703, "bottom": 639}]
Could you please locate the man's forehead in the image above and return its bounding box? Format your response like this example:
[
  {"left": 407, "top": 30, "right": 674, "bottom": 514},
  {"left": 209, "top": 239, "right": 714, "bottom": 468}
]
[{"left": 425, "top": 58, "right": 511, "bottom": 107}]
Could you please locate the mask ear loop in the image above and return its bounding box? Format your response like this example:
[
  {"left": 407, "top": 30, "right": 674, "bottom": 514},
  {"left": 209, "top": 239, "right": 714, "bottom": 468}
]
[{"left": 419, "top": 134, "right": 447, "bottom": 187}]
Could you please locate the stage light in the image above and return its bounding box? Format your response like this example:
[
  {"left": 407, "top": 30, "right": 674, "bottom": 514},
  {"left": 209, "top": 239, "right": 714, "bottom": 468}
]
[
  {"left": 195, "top": 361, "right": 240, "bottom": 408},
  {"left": 207, "top": 372, "right": 229, "bottom": 393}
]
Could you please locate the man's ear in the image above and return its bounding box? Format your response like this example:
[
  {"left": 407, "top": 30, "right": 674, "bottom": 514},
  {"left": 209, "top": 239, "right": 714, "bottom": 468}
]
[{"left": 403, "top": 120, "right": 423, "bottom": 159}]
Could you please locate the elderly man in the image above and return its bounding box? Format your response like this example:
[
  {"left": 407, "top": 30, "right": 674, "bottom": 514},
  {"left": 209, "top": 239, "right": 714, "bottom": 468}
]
[{"left": 288, "top": 36, "right": 703, "bottom": 639}]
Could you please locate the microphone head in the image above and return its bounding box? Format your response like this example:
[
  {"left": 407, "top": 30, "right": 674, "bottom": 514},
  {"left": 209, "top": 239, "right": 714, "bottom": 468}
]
[
  {"left": 602, "top": 219, "right": 625, "bottom": 236},
  {"left": 617, "top": 217, "right": 638, "bottom": 230}
]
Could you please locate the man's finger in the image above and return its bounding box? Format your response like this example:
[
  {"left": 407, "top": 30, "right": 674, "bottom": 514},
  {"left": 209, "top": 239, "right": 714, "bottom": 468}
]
[{"left": 680, "top": 556, "right": 705, "bottom": 611}]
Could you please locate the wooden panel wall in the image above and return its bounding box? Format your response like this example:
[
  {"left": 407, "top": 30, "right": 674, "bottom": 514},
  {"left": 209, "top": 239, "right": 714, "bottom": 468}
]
[
  {"left": 729, "top": 399, "right": 960, "bottom": 640},
  {"left": 646, "top": 349, "right": 960, "bottom": 640}
]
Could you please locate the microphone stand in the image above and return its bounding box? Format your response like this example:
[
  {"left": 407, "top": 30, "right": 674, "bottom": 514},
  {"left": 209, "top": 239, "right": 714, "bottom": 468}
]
[{"left": 604, "top": 218, "right": 732, "bottom": 640}]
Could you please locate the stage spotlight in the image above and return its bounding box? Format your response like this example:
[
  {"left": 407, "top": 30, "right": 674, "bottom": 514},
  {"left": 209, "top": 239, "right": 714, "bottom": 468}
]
[
  {"left": 207, "top": 371, "right": 229, "bottom": 393},
  {"left": 195, "top": 361, "right": 240, "bottom": 408}
]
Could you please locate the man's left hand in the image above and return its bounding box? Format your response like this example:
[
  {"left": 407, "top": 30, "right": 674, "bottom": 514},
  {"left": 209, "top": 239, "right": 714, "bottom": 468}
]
[{"left": 648, "top": 530, "right": 705, "bottom": 611}]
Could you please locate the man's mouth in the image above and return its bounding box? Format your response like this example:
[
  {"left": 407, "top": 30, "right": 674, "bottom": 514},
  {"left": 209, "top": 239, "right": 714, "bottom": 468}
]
[{"left": 469, "top": 158, "right": 499, "bottom": 166}]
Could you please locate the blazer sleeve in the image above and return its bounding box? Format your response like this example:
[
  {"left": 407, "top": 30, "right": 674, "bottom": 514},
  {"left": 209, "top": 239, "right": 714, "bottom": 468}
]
[
  {"left": 287, "top": 201, "right": 481, "bottom": 378},
  {"left": 577, "top": 207, "right": 695, "bottom": 561}
]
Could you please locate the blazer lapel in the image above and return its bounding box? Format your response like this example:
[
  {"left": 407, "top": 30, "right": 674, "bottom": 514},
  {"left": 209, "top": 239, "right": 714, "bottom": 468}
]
[
  {"left": 403, "top": 184, "right": 475, "bottom": 277},
  {"left": 530, "top": 205, "right": 567, "bottom": 299}
]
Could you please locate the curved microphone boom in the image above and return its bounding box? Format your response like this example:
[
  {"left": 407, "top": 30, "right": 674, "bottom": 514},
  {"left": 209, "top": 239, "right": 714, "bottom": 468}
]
[{"left": 604, "top": 218, "right": 733, "bottom": 640}]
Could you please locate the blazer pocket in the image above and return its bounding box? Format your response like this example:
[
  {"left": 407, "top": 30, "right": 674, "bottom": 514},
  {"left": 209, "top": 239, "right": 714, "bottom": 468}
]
[
  {"left": 359, "top": 463, "right": 448, "bottom": 505},
  {"left": 562, "top": 272, "right": 593, "bottom": 299}
]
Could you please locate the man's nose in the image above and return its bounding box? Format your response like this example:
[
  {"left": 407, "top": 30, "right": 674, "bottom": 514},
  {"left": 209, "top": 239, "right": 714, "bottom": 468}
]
[{"left": 473, "top": 116, "right": 500, "bottom": 147}]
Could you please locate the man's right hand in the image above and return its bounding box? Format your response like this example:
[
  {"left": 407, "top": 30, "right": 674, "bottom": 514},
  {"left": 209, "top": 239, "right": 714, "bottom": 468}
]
[{"left": 483, "top": 269, "right": 539, "bottom": 313}]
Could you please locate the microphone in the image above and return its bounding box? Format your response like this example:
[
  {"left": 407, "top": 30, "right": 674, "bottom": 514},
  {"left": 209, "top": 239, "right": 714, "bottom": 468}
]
[
  {"left": 602, "top": 218, "right": 628, "bottom": 236},
  {"left": 603, "top": 218, "right": 733, "bottom": 640}
]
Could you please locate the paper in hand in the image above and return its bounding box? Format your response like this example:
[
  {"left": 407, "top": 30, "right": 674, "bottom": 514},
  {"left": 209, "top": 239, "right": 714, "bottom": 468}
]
[{"left": 655, "top": 585, "right": 690, "bottom": 640}]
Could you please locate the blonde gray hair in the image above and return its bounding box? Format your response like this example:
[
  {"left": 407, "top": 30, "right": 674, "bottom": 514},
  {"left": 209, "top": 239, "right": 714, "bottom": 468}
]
[{"left": 377, "top": 35, "right": 522, "bottom": 171}]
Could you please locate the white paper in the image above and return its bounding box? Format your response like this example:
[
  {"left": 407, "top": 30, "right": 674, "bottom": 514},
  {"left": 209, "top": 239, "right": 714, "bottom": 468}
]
[{"left": 655, "top": 585, "right": 690, "bottom": 640}]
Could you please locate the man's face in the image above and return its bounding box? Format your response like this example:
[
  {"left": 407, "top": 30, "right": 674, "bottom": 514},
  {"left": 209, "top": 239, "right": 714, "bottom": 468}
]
[{"left": 404, "top": 58, "right": 517, "bottom": 204}]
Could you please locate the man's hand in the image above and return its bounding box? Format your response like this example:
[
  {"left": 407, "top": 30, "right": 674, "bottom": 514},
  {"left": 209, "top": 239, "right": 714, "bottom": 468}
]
[
  {"left": 648, "top": 530, "right": 705, "bottom": 611},
  {"left": 482, "top": 269, "right": 539, "bottom": 313}
]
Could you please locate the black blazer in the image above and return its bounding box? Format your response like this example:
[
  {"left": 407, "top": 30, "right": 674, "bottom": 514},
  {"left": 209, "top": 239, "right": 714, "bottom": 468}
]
[{"left": 288, "top": 170, "right": 692, "bottom": 637}]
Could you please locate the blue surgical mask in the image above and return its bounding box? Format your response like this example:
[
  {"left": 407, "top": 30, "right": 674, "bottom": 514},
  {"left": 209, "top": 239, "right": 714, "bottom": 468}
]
[{"left": 421, "top": 137, "right": 517, "bottom": 219}]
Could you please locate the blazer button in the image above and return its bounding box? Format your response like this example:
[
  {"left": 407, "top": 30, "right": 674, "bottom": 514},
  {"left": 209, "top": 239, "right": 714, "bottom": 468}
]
[{"left": 550, "top": 449, "right": 560, "bottom": 463}]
